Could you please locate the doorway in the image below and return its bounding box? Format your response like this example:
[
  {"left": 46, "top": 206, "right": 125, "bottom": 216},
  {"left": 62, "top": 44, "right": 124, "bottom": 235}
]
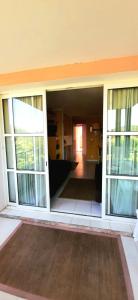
[
  {"left": 74, "top": 125, "right": 83, "bottom": 152},
  {"left": 47, "top": 87, "right": 103, "bottom": 217}
]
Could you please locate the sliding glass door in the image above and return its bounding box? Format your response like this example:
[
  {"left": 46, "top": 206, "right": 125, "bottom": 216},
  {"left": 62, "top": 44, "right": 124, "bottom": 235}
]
[
  {"left": 106, "top": 87, "right": 138, "bottom": 218},
  {"left": 2, "top": 94, "right": 49, "bottom": 209}
]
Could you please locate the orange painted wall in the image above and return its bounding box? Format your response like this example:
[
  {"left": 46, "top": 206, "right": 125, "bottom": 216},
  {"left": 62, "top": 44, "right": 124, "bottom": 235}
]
[
  {"left": 86, "top": 120, "right": 102, "bottom": 161},
  {"left": 0, "top": 56, "right": 138, "bottom": 86}
]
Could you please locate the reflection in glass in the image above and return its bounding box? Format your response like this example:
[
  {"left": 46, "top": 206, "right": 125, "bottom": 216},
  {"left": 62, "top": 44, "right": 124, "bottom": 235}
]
[
  {"left": 7, "top": 172, "right": 16, "bottom": 203},
  {"left": 5, "top": 137, "right": 14, "bottom": 169},
  {"left": 13, "top": 95, "right": 43, "bottom": 133},
  {"left": 2, "top": 99, "right": 13, "bottom": 133},
  {"left": 17, "top": 174, "right": 46, "bottom": 207},
  {"left": 107, "top": 136, "right": 138, "bottom": 176},
  {"left": 15, "top": 137, "right": 45, "bottom": 171},
  {"left": 107, "top": 88, "right": 138, "bottom": 132},
  {"left": 106, "top": 179, "right": 138, "bottom": 217}
]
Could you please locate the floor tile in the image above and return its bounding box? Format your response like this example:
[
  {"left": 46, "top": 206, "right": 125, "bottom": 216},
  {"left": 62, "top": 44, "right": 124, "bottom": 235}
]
[
  {"left": 121, "top": 236, "right": 138, "bottom": 300},
  {"left": 0, "top": 291, "right": 23, "bottom": 299},
  {"left": 0, "top": 217, "right": 21, "bottom": 246},
  {"left": 74, "top": 200, "right": 92, "bottom": 216},
  {"left": 51, "top": 198, "right": 76, "bottom": 213},
  {"left": 50, "top": 213, "right": 72, "bottom": 224},
  {"left": 90, "top": 219, "right": 110, "bottom": 229},
  {"left": 109, "top": 222, "right": 132, "bottom": 233},
  {"left": 91, "top": 202, "right": 102, "bottom": 217},
  {"left": 71, "top": 216, "right": 91, "bottom": 227}
]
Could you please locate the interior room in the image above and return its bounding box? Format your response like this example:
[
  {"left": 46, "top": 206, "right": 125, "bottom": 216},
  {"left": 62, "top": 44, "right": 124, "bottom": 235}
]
[{"left": 47, "top": 87, "right": 103, "bottom": 217}]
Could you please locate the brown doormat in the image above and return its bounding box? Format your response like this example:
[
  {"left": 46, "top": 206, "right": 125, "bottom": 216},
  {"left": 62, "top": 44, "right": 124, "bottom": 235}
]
[
  {"left": 59, "top": 178, "right": 101, "bottom": 201},
  {"left": 0, "top": 223, "right": 133, "bottom": 300}
]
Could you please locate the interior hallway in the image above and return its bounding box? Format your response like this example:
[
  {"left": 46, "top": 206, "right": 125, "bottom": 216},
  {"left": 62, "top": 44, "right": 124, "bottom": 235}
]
[
  {"left": 71, "top": 151, "right": 96, "bottom": 179},
  {"left": 51, "top": 152, "right": 102, "bottom": 217}
]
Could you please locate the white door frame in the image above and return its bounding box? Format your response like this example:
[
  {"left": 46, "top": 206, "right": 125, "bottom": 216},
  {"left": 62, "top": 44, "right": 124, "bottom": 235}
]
[
  {"left": 0, "top": 78, "right": 137, "bottom": 224},
  {"left": 102, "top": 81, "right": 138, "bottom": 223},
  {"left": 0, "top": 90, "right": 50, "bottom": 212}
]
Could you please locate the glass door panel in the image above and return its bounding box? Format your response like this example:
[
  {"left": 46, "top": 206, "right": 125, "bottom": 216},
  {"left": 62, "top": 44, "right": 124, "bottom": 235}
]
[
  {"left": 15, "top": 137, "right": 45, "bottom": 171},
  {"left": 106, "top": 179, "right": 138, "bottom": 217},
  {"left": 2, "top": 94, "right": 48, "bottom": 208},
  {"left": 107, "top": 136, "right": 138, "bottom": 176},
  {"left": 106, "top": 87, "right": 138, "bottom": 218},
  {"left": 107, "top": 88, "right": 138, "bottom": 132},
  {"left": 17, "top": 174, "right": 46, "bottom": 207}
]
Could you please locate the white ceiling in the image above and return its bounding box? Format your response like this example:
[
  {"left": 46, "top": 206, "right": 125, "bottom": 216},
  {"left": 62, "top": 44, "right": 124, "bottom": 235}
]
[
  {"left": 47, "top": 87, "right": 103, "bottom": 118},
  {"left": 0, "top": 0, "right": 138, "bottom": 74}
]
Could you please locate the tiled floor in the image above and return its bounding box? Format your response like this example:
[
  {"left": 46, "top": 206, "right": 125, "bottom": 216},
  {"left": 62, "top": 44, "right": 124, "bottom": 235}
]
[
  {"left": 0, "top": 216, "right": 138, "bottom": 299},
  {"left": 0, "top": 206, "right": 136, "bottom": 234},
  {"left": 51, "top": 151, "right": 101, "bottom": 217},
  {"left": 0, "top": 217, "right": 21, "bottom": 247},
  {"left": 51, "top": 198, "right": 101, "bottom": 217}
]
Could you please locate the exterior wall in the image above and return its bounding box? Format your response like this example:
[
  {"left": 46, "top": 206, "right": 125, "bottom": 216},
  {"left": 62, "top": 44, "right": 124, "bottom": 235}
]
[
  {"left": 0, "top": 56, "right": 137, "bottom": 86},
  {"left": 0, "top": 73, "right": 138, "bottom": 223}
]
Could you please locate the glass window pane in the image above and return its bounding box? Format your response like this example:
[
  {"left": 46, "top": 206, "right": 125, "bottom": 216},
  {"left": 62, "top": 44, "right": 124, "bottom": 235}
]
[
  {"left": 5, "top": 137, "right": 14, "bottom": 169},
  {"left": 7, "top": 172, "right": 16, "bottom": 203},
  {"left": 36, "top": 175, "right": 46, "bottom": 208},
  {"left": 106, "top": 179, "right": 138, "bottom": 218},
  {"left": 15, "top": 137, "right": 45, "bottom": 171},
  {"left": 17, "top": 174, "right": 46, "bottom": 207},
  {"left": 2, "top": 99, "right": 13, "bottom": 133},
  {"left": 107, "top": 88, "right": 138, "bottom": 132},
  {"left": 13, "top": 96, "right": 43, "bottom": 133},
  {"left": 17, "top": 174, "right": 36, "bottom": 206},
  {"left": 107, "top": 136, "right": 138, "bottom": 176}
]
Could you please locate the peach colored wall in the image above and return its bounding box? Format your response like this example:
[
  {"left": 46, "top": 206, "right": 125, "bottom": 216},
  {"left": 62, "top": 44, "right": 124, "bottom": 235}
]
[{"left": 0, "top": 56, "right": 138, "bottom": 86}]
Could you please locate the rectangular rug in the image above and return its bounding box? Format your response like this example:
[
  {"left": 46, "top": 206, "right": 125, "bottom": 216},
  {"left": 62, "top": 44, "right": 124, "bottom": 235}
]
[
  {"left": 59, "top": 178, "right": 101, "bottom": 201},
  {"left": 0, "top": 222, "right": 133, "bottom": 300}
]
